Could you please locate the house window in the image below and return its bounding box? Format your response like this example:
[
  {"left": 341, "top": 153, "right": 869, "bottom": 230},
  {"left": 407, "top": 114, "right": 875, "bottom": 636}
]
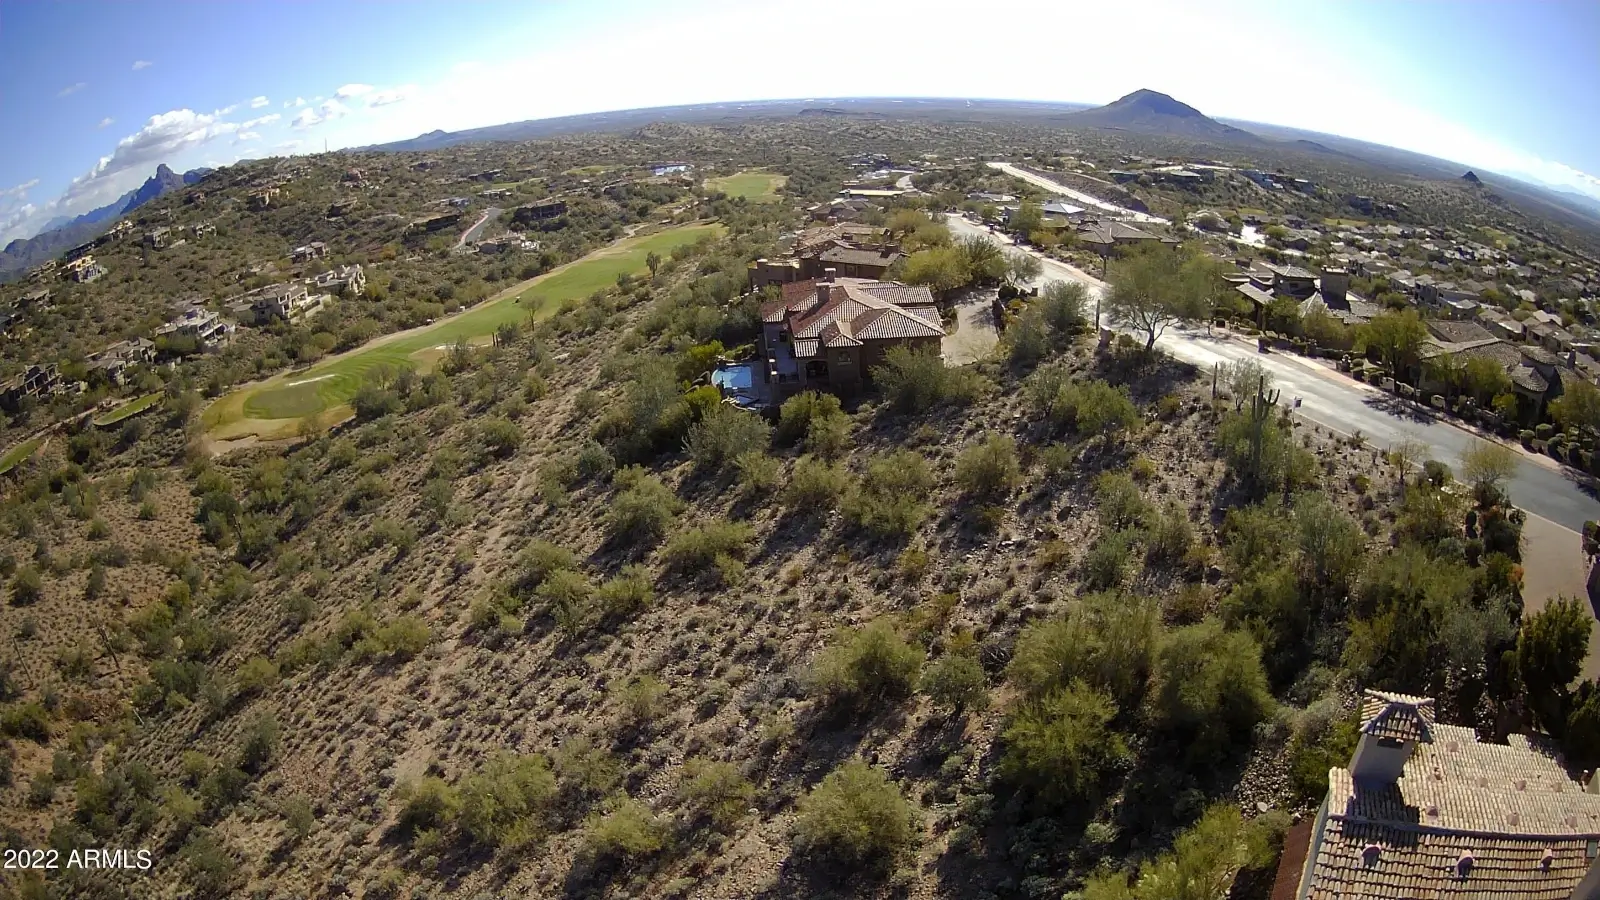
[
  {"left": 837, "top": 352, "right": 853, "bottom": 365},
  {"left": 778, "top": 330, "right": 790, "bottom": 343}
]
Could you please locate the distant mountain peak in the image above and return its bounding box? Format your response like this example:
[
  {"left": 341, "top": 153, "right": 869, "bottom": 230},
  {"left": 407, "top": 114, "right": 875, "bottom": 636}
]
[
  {"left": 1462, "top": 170, "right": 1483, "bottom": 185},
  {"left": 1064, "top": 89, "right": 1260, "bottom": 145},
  {"left": 1101, "top": 89, "right": 1208, "bottom": 119}
]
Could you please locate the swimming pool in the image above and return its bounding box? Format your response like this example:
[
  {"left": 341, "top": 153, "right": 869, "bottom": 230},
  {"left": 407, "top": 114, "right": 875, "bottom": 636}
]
[{"left": 711, "top": 363, "right": 761, "bottom": 407}]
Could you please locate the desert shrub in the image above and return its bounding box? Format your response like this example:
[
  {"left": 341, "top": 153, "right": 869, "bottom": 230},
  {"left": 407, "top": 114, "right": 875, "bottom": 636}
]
[
  {"left": 233, "top": 657, "right": 279, "bottom": 699},
  {"left": 661, "top": 519, "right": 754, "bottom": 583},
  {"left": 805, "top": 411, "right": 852, "bottom": 459},
  {"left": 575, "top": 440, "right": 616, "bottom": 481},
  {"left": 1028, "top": 366, "right": 1139, "bottom": 438},
  {"left": 873, "top": 346, "right": 982, "bottom": 413},
  {"left": 1221, "top": 564, "right": 1307, "bottom": 685},
  {"left": 678, "top": 759, "right": 755, "bottom": 831},
  {"left": 685, "top": 404, "right": 772, "bottom": 475},
  {"left": 1000, "top": 681, "right": 1127, "bottom": 805},
  {"left": 1286, "top": 704, "right": 1360, "bottom": 803},
  {"left": 1038, "top": 280, "right": 1090, "bottom": 334},
  {"left": 537, "top": 570, "right": 596, "bottom": 636},
  {"left": 919, "top": 653, "right": 989, "bottom": 715},
  {"left": 10, "top": 565, "right": 42, "bottom": 606},
  {"left": 555, "top": 736, "right": 623, "bottom": 803},
  {"left": 1007, "top": 593, "right": 1158, "bottom": 708},
  {"left": 354, "top": 615, "right": 430, "bottom": 661},
  {"left": 584, "top": 796, "right": 668, "bottom": 861},
  {"left": 512, "top": 540, "right": 577, "bottom": 596},
  {"left": 613, "top": 673, "right": 668, "bottom": 727},
  {"left": 1080, "top": 803, "right": 1284, "bottom": 900},
  {"left": 180, "top": 829, "right": 239, "bottom": 898},
  {"left": 1084, "top": 528, "right": 1139, "bottom": 590},
  {"left": 0, "top": 701, "right": 51, "bottom": 742},
  {"left": 776, "top": 391, "right": 845, "bottom": 445},
  {"left": 1221, "top": 502, "right": 1293, "bottom": 575},
  {"left": 844, "top": 450, "right": 934, "bottom": 539},
  {"left": 734, "top": 450, "right": 781, "bottom": 493},
  {"left": 1217, "top": 408, "right": 1313, "bottom": 496},
  {"left": 596, "top": 564, "right": 653, "bottom": 619},
  {"left": 477, "top": 417, "right": 522, "bottom": 458},
  {"left": 955, "top": 433, "right": 1021, "bottom": 500},
  {"left": 394, "top": 775, "right": 459, "bottom": 837},
  {"left": 1095, "top": 473, "right": 1150, "bottom": 531},
  {"left": 1150, "top": 618, "right": 1274, "bottom": 762},
  {"left": 457, "top": 753, "right": 556, "bottom": 849},
  {"left": 606, "top": 471, "right": 684, "bottom": 544},
  {"left": 1293, "top": 492, "right": 1367, "bottom": 597},
  {"left": 1146, "top": 501, "right": 1195, "bottom": 565},
  {"left": 807, "top": 619, "right": 924, "bottom": 709},
  {"left": 792, "top": 760, "right": 919, "bottom": 870},
  {"left": 784, "top": 457, "right": 849, "bottom": 513},
  {"left": 1516, "top": 597, "right": 1593, "bottom": 734}
]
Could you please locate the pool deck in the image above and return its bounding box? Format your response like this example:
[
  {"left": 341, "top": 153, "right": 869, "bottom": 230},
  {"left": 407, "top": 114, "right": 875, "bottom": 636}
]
[{"left": 712, "top": 362, "right": 772, "bottom": 409}]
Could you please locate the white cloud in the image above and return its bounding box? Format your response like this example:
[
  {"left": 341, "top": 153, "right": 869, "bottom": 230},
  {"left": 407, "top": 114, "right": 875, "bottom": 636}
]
[
  {"left": 132, "top": 60, "right": 152, "bottom": 71},
  {"left": 2, "top": 179, "right": 40, "bottom": 198},
  {"left": 59, "top": 109, "right": 238, "bottom": 212},
  {"left": 291, "top": 108, "right": 324, "bottom": 129},
  {"left": 241, "top": 113, "right": 280, "bottom": 129},
  {"left": 249, "top": 96, "right": 270, "bottom": 109},
  {"left": 367, "top": 87, "right": 411, "bottom": 107},
  {"left": 98, "top": 117, "right": 114, "bottom": 129},
  {"left": 58, "top": 82, "right": 87, "bottom": 98},
  {"left": 335, "top": 84, "right": 374, "bottom": 99},
  {"left": 284, "top": 96, "right": 306, "bottom": 108},
  {"left": 215, "top": 103, "right": 240, "bottom": 116},
  {"left": 235, "top": 131, "right": 261, "bottom": 143}
]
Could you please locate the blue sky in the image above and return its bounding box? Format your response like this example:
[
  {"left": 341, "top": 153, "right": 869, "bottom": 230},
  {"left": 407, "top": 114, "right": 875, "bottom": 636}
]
[{"left": 2, "top": 0, "right": 1597, "bottom": 244}]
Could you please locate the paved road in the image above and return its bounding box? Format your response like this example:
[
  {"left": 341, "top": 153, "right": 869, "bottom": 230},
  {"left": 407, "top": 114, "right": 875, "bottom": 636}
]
[
  {"left": 456, "top": 207, "right": 503, "bottom": 249},
  {"left": 943, "top": 214, "right": 1600, "bottom": 533},
  {"left": 987, "top": 161, "right": 1169, "bottom": 225}
]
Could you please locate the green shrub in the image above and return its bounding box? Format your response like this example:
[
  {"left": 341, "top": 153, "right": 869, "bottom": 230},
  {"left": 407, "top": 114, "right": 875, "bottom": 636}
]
[
  {"left": 233, "top": 657, "right": 279, "bottom": 698},
  {"left": 1, "top": 701, "right": 52, "bottom": 742},
  {"left": 685, "top": 404, "right": 771, "bottom": 475},
  {"left": 805, "top": 411, "right": 852, "bottom": 459},
  {"left": 394, "top": 776, "right": 459, "bottom": 836},
  {"left": 1084, "top": 528, "right": 1138, "bottom": 590},
  {"left": 1150, "top": 618, "right": 1274, "bottom": 761},
  {"left": 661, "top": 519, "right": 754, "bottom": 584},
  {"left": 1027, "top": 366, "right": 1139, "bottom": 438},
  {"left": 478, "top": 417, "right": 522, "bottom": 458},
  {"left": 873, "top": 346, "right": 983, "bottom": 413},
  {"left": 457, "top": 753, "right": 556, "bottom": 849},
  {"left": 10, "top": 565, "right": 42, "bottom": 606},
  {"left": 584, "top": 796, "right": 668, "bottom": 860},
  {"left": 793, "top": 761, "right": 919, "bottom": 869},
  {"left": 919, "top": 653, "right": 989, "bottom": 715},
  {"left": 575, "top": 440, "right": 616, "bottom": 481},
  {"left": 954, "top": 433, "right": 1021, "bottom": 499},
  {"left": 1286, "top": 705, "right": 1359, "bottom": 803},
  {"left": 784, "top": 456, "right": 849, "bottom": 513},
  {"left": 1146, "top": 501, "right": 1195, "bottom": 565},
  {"left": 1007, "top": 593, "right": 1158, "bottom": 708},
  {"left": 1000, "top": 681, "right": 1127, "bottom": 805},
  {"left": 537, "top": 570, "right": 595, "bottom": 636},
  {"left": 777, "top": 391, "right": 845, "bottom": 445},
  {"left": 607, "top": 471, "right": 684, "bottom": 544},
  {"left": 734, "top": 450, "right": 781, "bottom": 493},
  {"left": 807, "top": 619, "right": 924, "bottom": 709},
  {"left": 844, "top": 450, "right": 934, "bottom": 539},
  {"left": 596, "top": 564, "right": 653, "bottom": 619},
  {"left": 677, "top": 759, "right": 755, "bottom": 830},
  {"left": 1094, "top": 473, "right": 1150, "bottom": 531},
  {"left": 512, "top": 540, "right": 578, "bottom": 595}
]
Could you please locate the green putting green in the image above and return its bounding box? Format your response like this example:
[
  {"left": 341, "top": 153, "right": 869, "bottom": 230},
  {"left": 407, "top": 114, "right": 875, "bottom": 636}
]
[
  {"left": 207, "top": 223, "right": 722, "bottom": 438},
  {"left": 0, "top": 437, "right": 42, "bottom": 475},
  {"left": 707, "top": 172, "right": 786, "bottom": 201},
  {"left": 92, "top": 392, "right": 162, "bottom": 427}
]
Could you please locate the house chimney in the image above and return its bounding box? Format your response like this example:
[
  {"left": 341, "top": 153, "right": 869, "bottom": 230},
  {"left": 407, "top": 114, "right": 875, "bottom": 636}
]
[
  {"left": 1321, "top": 267, "right": 1350, "bottom": 304},
  {"left": 817, "top": 268, "right": 838, "bottom": 305},
  {"left": 824, "top": 267, "right": 837, "bottom": 282},
  {"left": 1349, "top": 690, "right": 1434, "bottom": 786}
]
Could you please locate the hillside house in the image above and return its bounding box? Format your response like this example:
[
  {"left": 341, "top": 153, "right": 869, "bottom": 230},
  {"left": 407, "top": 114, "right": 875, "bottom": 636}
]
[
  {"left": 248, "top": 186, "right": 279, "bottom": 209},
  {"left": 802, "top": 244, "right": 902, "bottom": 281},
  {"left": 143, "top": 227, "right": 171, "bottom": 249},
  {"left": 89, "top": 338, "right": 156, "bottom": 384},
  {"left": 1272, "top": 690, "right": 1600, "bottom": 900},
  {"left": 103, "top": 220, "right": 134, "bottom": 241},
  {"left": 1, "top": 364, "right": 65, "bottom": 410},
  {"left": 758, "top": 271, "right": 943, "bottom": 400},
  {"left": 27, "top": 260, "right": 57, "bottom": 282},
  {"left": 513, "top": 199, "right": 567, "bottom": 223},
  {"left": 1076, "top": 220, "right": 1167, "bottom": 255},
  {"left": 156, "top": 309, "right": 233, "bottom": 350},
  {"left": 192, "top": 222, "right": 215, "bottom": 237},
  {"left": 309, "top": 264, "right": 366, "bottom": 296},
  {"left": 406, "top": 212, "right": 462, "bottom": 236},
  {"left": 63, "top": 256, "right": 106, "bottom": 283},
  {"left": 19, "top": 289, "right": 52, "bottom": 311},
  {"left": 290, "top": 241, "right": 328, "bottom": 263},
  {"left": 253, "top": 283, "right": 326, "bottom": 323}
]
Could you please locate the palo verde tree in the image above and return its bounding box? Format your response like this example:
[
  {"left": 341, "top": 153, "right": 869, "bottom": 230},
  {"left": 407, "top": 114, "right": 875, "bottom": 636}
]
[{"left": 1103, "top": 244, "right": 1214, "bottom": 350}]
